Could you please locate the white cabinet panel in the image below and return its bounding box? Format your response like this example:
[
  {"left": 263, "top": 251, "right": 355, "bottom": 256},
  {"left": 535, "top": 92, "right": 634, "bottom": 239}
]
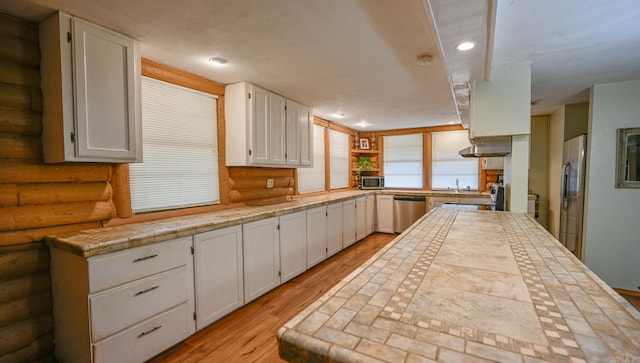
[
  {"left": 40, "top": 11, "right": 141, "bottom": 163},
  {"left": 269, "top": 92, "right": 286, "bottom": 165},
  {"left": 306, "top": 206, "right": 327, "bottom": 268},
  {"left": 251, "top": 85, "right": 271, "bottom": 164},
  {"left": 376, "top": 195, "right": 394, "bottom": 233},
  {"left": 342, "top": 200, "right": 356, "bottom": 248},
  {"left": 326, "top": 203, "right": 343, "bottom": 257},
  {"left": 194, "top": 226, "right": 243, "bottom": 330},
  {"left": 356, "top": 197, "right": 367, "bottom": 241},
  {"left": 243, "top": 217, "right": 280, "bottom": 303},
  {"left": 366, "top": 195, "right": 375, "bottom": 235},
  {"left": 280, "top": 211, "right": 307, "bottom": 283}
]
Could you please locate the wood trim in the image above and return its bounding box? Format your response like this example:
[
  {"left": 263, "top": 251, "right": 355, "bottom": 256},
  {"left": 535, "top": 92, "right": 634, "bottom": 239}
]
[
  {"left": 141, "top": 59, "right": 225, "bottom": 96},
  {"left": 368, "top": 124, "right": 463, "bottom": 137},
  {"left": 615, "top": 288, "right": 640, "bottom": 298},
  {"left": 423, "top": 132, "right": 432, "bottom": 190},
  {"left": 217, "top": 95, "right": 231, "bottom": 205},
  {"left": 111, "top": 164, "right": 132, "bottom": 218}
]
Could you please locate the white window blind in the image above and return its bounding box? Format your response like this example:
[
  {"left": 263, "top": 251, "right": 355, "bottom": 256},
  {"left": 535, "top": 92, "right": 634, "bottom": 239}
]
[
  {"left": 383, "top": 133, "right": 423, "bottom": 188},
  {"left": 329, "top": 130, "right": 350, "bottom": 189},
  {"left": 298, "top": 124, "right": 326, "bottom": 194},
  {"left": 431, "top": 130, "right": 478, "bottom": 190},
  {"left": 130, "top": 77, "right": 220, "bottom": 212}
]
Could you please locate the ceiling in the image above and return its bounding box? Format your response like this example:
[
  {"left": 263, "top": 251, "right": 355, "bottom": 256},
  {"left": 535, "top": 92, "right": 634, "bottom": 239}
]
[{"left": 2, "top": 0, "right": 640, "bottom": 131}]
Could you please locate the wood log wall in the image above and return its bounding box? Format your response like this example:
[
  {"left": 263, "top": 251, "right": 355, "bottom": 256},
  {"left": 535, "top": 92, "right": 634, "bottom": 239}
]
[{"left": 0, "top": 12, "right": 304, "bottom": 361}]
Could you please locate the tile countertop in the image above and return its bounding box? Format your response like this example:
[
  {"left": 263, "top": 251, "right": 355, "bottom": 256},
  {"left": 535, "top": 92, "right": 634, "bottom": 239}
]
[
  {"left": 277, "top": 208, "right": 640, "bottom": 363},
  {"left": 45, "top": 190, "right": 491, "bottom": 258}
]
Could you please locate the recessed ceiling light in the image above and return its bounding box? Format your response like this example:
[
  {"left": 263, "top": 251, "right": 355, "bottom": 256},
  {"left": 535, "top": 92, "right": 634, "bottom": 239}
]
[
  {"left": 456, "top": 42, "right": 475, "bottom": 51},
  {"left": 448, "top": 121, "right": 456, "bottom": 125},
  {"left": 208, "top": 57, "right": 228, "bottom": 66},
  {"left": 333, "top": 113, "right": 345, "bottom": 119},
  {"left": 357, "top": 121, "right": 368, "bottom": 128}
]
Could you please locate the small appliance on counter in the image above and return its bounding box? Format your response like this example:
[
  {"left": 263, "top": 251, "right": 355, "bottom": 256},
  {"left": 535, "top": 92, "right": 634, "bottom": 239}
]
[
  {"left": 361, "top": 176, "right": 384, "bottom": 189},
  {"left": 490, "top": 183, "right": 506, "bottom": 211}
]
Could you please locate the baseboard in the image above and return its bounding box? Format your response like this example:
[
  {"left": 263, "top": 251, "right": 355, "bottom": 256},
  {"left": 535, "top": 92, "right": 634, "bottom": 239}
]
[{"left": 614, "top": 288, "right": 640, "bottom": 298}]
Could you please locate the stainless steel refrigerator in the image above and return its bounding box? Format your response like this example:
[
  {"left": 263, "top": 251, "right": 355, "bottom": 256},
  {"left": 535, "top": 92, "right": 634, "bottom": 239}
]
[{"left": 559, "top": 134, "right": 587, "bottom": 259}]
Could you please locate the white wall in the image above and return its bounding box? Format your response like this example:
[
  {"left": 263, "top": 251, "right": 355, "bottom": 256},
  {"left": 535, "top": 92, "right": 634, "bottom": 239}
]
[
  {"left": 548, "top": 107, "right": 565, "bottom": 238},
  {"left": 583, "top": 79, "right": 640, "bottom": 291}
]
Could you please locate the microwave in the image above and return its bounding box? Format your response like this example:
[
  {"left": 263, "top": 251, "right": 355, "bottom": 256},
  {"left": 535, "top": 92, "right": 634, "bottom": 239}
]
[{"left": 361, "top": 176, "right": 384, "bottom": 189}]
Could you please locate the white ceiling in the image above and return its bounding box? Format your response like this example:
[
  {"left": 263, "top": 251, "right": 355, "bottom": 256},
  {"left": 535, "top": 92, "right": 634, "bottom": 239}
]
[{"left": 2, "top": 0, "right": 640, "bottom": 131}]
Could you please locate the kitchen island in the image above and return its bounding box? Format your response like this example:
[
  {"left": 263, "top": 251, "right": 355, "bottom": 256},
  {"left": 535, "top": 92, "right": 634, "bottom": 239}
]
[{"left": 277, "top": 208, "right": 640, "bottom": 362}]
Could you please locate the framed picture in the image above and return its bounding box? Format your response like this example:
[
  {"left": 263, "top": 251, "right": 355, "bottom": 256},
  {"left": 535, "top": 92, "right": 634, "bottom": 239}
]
[
  {"left": 616, "top": 127, "right": 640, "bottom": 188},
  {"left": 359, "top": 138, "right": 370, "bottom": 150}
]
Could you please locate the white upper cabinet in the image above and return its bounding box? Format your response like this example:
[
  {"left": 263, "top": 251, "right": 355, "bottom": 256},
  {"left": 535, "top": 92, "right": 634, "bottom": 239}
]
[
  {"left": 40, "top": 11, "right": 142, "bottom": 163},
  {"left": 225, "top": 82, "right": 312, "bottom": 167}
]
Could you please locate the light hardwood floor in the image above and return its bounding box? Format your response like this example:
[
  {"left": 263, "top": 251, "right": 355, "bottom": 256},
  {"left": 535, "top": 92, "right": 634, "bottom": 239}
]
[{"left": 150, "top": 232, "right": 397, "bottom": 363}]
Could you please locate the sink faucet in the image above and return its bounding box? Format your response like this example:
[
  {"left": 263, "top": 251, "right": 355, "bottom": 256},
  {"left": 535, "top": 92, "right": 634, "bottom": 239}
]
[{"left": 455, "top": 178, "right": 459, "bottom": 193}]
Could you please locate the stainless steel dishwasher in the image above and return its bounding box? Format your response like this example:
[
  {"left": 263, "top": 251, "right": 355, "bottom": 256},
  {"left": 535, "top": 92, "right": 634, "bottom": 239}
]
[{"left": 393, "top": 195, "right": 426, "bottom": 233}]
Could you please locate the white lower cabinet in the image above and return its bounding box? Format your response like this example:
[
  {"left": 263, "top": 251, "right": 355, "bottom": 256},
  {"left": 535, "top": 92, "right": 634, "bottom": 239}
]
[
  {"left": 326, "top": 203, "right": 343, "bottom": 257},
  {"left": 356, "top": 197, "right": 367, "bottom": 241},
  {"left": 193, "top": 225, "right": 243, "bottom": 330},
  {"left": 280, "top": 211, "right": 307, "bottom": 283},
  {"left": 366, "top": 195, "right": 375, "bottom": 235},
  {"left": 342, "top": 199, "right": 356, "bottom": 248},
  {"left": 376, "top": 195, "right": 394, "bottom": 233},
  {"left": 49, "top": 237, "right": 195, "bottom": 363},
  {"left": 306, "top": 206, "right": 327, "bottom": 268},
  {"left": 243, "top": 217, "right": 280, "bottom": 303}
]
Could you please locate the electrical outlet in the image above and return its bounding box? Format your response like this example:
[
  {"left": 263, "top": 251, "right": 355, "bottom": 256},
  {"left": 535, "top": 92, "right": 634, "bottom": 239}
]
[{"left": 266, "top": 178, "right": 274, "bottom": 189}]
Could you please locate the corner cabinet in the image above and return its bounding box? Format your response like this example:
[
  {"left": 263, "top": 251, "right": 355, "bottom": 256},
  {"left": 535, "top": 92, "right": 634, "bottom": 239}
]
[
  {"left": 225, "top": 82, "right": 312, "bottom": 167},
  {"left": 40, "top": 11, "right": 142, "bottom": 163}
]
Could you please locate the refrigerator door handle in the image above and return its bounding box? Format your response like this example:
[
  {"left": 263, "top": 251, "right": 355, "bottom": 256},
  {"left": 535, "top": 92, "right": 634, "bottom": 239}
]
[{"left": 561, "top": 163, "right": 570, "bottom": 211}]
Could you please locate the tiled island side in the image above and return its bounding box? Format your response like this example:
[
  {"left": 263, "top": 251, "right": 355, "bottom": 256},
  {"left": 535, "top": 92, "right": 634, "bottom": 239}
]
[{"left": 277, "top": 208, "right": 640, "bottom": 363}]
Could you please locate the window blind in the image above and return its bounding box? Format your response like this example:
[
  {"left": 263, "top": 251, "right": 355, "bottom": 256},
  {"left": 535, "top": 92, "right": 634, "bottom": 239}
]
[
  {"left": 298, "top": 124, "right": 326, "bottom": 194},
  {"left": 329, "top": 130, "right": 350, "bottom": 189},
  {"left": 431, "top": 130, "right": 478, "bottom": 189},
  {"left": 383, "top": 133, "right": 423, "bottom": 188},
  {"left": 130, "top": 77, "right": 220, "bottom": 212}
]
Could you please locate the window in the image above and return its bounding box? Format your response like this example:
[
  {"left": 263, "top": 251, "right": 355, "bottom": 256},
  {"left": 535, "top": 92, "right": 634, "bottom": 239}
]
[
  {"left": 431, "top": 130, "right": 477, "bottom": 190},
  {"left": 383, "top": 133, "right": 423, "bottom": 188},
  {"left": 329, "top": 130, "right": 350, "bottom": 189},
  {"left": 298, "top": 124, "right": 326, "bottom": 194},
  {"left": 129, "top": 77, "right": 220, "bottom": 212}
]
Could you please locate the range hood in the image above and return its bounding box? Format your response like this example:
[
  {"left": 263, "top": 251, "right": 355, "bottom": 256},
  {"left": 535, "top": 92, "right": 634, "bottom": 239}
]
[{"left": 459, "top": 136, "right": 512, "bottom": 158}]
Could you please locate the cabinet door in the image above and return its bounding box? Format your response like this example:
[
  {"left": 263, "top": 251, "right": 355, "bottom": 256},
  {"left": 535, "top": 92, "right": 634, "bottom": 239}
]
[
  {"left": 285, "top": 100, "right": 301, "bottom": 166},
  {"left": 72, "top": 18, "right": 140, "bottom": 161},
  {"left": 306, "top": 206, "right": 327, "bottom": 268},
  {"left": 280, "top": 211, "right": 307, "bottom": 283},
  {"left": 376, "top": 195, "right": 394, "bottom": 233},
  {"left": 250, "top": 85, "right": 271, "bottom": 164},
  {"left": 326, "top": 203, "right": 343, "bottom": 257},
  {"left": 342, "top": 200, "right": 356, "bottom": 248},
  {"left": 366, "top": 195, "right": 375, "bottom": 235},
  {"left": 193, "top": 226, "right": 243, "bottom": 330},
  {"left": 243, "top": 217, "right": 280, "bottom": 303},
  {"left": 269, "top": 93, "right": 286, "bottom": 165},
  {"left": 356, "top": 197, "right": 367, "bottom": 241},
  {"left": 299, "top": 104, "right": 313, "bottom": 166}
]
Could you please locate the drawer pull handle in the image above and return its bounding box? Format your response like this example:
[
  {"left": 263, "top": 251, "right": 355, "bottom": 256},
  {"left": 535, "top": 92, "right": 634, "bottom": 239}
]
[
  {"left": 133, "top": 254, "right": 158, "bottom": 263},
  {"left": 134, "top": 285, "right": 159, "bottom": 296},
  {"left": 137, "top": 325, "right": 162, "bottom": 339}
]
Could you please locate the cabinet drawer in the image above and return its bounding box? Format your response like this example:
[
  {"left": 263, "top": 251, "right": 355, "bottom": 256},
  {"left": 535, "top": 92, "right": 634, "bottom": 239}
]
[
  {"left": 92, "top": 302, "right": 193, "bottom": 363},
  {"left": 88, "top": 237, "right": 191, "bottom": 293},
  {"left": 90, "top": 266, "right": 189, "bottom": 341}
]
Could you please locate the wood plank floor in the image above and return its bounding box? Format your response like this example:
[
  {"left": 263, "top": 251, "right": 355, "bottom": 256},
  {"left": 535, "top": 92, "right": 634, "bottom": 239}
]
[{"left": 150, "top": 232, "right": 397, "bottom": 363}]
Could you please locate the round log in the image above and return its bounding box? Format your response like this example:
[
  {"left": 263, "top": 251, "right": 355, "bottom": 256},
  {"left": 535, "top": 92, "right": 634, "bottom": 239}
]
[
  {"left": 229, "top": 187, "right": 293, "bottom": 203},
  {"left": 16, "top": 182, "right": 112, "bottom": 206},
  {"left": 0, "top": 293, "right": 51, "bottom": 327},
  {"left": 0, "top": 222, "right": 101, "bottom": 247},
  {"left": 0, "top": 134, "right": 41, "bottom": 159},
  {"left": 229, "top": 176, "right": 294, "bottom": 190},
  {"left": 0, "top": 247, "right": 49, "bottom": 281},
  {"left": 0, "top": 333, "right": 54, "bottom": 363},
  {"left": 0, "top": 272, "right": 50, "bottom": 304},
  {"left": 0, "top": 200, "right": 115, "bottom": 232},
  {"left": 0, "top": 106, "right": 42, "bottom": 135},
  {"left": 0, "top": 314, "right": 53, "bottom": 356},
  {"left": 0, "top": 160, "right": 112, "bottom": 184},
  {"left": 228, "top": 167, "right": 295, "bottom": 178},
  {"left": 0, "top": 37, "right": 40, "bottom": 67}
]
